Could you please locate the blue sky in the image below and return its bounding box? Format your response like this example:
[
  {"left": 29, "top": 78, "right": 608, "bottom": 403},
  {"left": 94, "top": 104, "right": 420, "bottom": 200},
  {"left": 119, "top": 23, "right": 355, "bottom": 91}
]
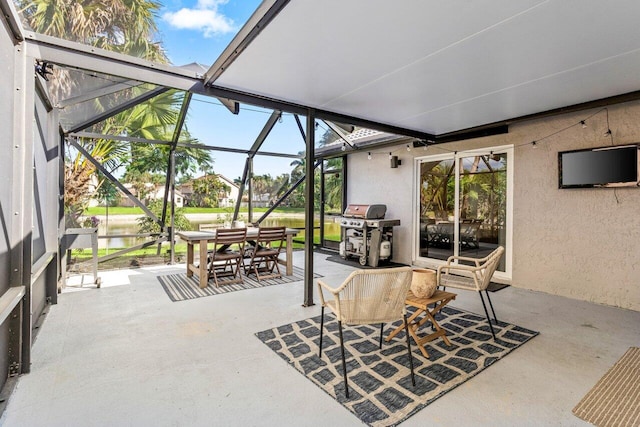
[{"left": 156, "top": 0, "right": 317, "bottom": 181}]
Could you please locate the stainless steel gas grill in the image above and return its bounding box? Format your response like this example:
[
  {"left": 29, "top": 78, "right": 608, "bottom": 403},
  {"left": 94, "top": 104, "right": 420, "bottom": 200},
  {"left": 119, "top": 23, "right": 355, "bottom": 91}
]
[{"left": 339, "top": 204, "right": 400, "bottom": 267}]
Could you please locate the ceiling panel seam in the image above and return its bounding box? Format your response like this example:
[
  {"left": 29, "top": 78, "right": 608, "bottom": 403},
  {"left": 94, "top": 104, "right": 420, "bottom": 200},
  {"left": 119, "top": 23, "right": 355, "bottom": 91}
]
[
  {"left": 398, "top": 45, "right": 640, "bottom": 126},
  {"left": 319, "top": 0, "right": 550, "bottom": 109}
]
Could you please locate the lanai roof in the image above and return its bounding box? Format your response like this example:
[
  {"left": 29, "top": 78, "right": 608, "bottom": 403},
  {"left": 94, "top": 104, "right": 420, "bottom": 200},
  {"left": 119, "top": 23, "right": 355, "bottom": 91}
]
[{"left": 204, "top": 0, "right": 640, "bottom": 139}]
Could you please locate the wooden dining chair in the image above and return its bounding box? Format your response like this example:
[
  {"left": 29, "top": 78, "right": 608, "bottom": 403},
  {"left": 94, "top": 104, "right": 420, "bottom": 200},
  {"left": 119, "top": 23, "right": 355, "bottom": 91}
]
[
  {"left": 244, "top": 226, "right": 286, "bottom": 281},
  {"left": 208, "top": 227, "right": 247, "bottom": 287}
]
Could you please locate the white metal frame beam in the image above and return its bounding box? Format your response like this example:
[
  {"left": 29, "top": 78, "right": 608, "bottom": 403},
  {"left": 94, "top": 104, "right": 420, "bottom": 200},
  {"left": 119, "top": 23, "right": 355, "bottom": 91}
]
[
  {"left": 24, "top": 31, "right": 240, "bottom": 114},
  {"left": 56, "top": 79, "right": 143, "bottom": 108}
]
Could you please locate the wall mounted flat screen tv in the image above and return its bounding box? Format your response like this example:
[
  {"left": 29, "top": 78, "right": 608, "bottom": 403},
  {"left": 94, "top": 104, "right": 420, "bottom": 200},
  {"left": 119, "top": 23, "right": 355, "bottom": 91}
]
[{"left": 558, "top": 144, "right": 639, "bottom": 188}]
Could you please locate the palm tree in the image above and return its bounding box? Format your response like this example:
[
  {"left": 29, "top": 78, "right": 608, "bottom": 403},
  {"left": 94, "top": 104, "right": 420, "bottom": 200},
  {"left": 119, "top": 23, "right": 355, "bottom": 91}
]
[
  {"left": 289, "top": 152, "right": 306, "bottom": 180},
  {"left": 21, "top": 0, "right": 212, "bottom": 215},
  {"left": 19, "top": 0, "right": 163, "bottom": 55}
]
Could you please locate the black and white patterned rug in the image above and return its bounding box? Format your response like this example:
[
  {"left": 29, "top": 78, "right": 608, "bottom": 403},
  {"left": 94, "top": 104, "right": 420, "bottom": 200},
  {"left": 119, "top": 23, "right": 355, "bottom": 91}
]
[
  {"left": 256, "top": 306, "right": 538, "bottom": 427},
  {"left": 157, "top": 266, "right": 320, "bottom": 302}
]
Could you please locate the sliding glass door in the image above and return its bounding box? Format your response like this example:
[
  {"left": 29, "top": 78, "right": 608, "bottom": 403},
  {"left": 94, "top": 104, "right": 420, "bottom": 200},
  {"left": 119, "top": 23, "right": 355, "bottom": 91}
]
[{"left": 416, "top": 147, "right": 512, "bottom": 276}]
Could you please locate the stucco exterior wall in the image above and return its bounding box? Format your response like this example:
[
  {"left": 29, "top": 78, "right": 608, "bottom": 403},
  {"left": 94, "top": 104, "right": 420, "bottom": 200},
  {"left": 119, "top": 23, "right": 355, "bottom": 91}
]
[
  {"left": 347, "top": 101, "right": 640, "bottom": 311},
  {"left": 347, "top": 151, "right": 415, "bottom": 264},
  {"left": 511, "top": 103, "right": 640, "bottom": 311}
]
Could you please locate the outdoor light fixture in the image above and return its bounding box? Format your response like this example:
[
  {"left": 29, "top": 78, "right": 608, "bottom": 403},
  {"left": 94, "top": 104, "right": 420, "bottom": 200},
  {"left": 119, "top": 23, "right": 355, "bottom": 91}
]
[
  {"left": 389, "top": 152, "right": 392, "bottom": 159},
  {"left": 390, "top": 155, "right": 401, "bottom": 168},
  {"left": 341, "top": 143, "right": 346, "bottom": 151},
  {"left": 412, "top": 139, "right": 432, "bottom": 151},
  {"left": 604, "top": 129, "right": 612, "bottom": 137},
  {"left": 367, "top": 152, "right": 371, "bottom": 160},
  {"left": 531, "top": 141, "right": 538, "bottom": 148},
  {"left": 581, "top": 120, "right": 587, "bottom": 128}
]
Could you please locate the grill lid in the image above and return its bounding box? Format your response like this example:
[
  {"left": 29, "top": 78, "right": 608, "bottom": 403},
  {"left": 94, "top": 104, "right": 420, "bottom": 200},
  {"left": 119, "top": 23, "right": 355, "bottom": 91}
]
[{"left": 343, "top": 204, "right": 387, "bottom": 219}]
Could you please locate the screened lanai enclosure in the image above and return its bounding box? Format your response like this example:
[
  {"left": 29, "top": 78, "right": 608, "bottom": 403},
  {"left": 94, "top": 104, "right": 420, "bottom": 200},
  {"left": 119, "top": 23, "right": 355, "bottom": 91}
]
[
  {"left": 52, "top": 61, "right": 351, "bottom": 258},
  {"left": 0, "top": 0, "right": 432, "bottom": 405},
  {"left": 1, "top": 0, "right": 640, "bottom": 420}
]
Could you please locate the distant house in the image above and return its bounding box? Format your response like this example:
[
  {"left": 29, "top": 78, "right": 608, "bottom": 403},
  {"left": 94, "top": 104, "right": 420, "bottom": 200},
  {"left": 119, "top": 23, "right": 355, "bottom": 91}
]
[
  {"left": 251, "top": 192, "right": 271, "bottom": 208},
  {"left": 118, "top": 183, "right": 184, "bottom": 208},
  {"left": 149, "top": 186, "right": 185, "bottom": 208},
  {"left": 216, "top": 174, "right": 240, "bottom": 207},
  {"left": 178, "top": 174, "right": 240, "bottom": 208}
]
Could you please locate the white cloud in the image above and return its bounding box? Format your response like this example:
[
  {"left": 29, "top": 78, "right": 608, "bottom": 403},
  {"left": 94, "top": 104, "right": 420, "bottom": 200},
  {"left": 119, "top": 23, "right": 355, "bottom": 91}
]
[{"left": 163, "top": 0, "right": 236, "bottom": 37}]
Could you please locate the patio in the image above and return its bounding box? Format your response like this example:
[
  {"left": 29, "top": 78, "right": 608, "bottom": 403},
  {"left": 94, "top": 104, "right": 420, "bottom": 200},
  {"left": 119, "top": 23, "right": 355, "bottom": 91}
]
[{"left": 2, "top": 251, "right": 638, "bottom": 427}]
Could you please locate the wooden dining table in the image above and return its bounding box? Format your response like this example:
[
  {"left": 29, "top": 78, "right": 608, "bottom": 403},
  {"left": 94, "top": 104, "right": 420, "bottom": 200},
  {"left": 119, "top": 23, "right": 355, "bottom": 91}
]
[{"left": 177, "top": 228, "right": 299, "bottom": 289}]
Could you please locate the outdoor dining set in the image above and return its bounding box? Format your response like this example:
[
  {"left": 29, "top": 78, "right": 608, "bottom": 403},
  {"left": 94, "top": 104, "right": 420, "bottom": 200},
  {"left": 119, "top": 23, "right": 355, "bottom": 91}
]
[{"left": 177, "top": 226, "right": 300, "bottom": 289}]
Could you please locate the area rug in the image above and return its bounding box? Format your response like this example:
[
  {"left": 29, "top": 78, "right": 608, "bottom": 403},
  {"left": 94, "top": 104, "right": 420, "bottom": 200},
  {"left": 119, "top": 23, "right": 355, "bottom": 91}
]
[
  {"left": 157, "top": 266, "right": 320, "bottom": 302},
  {"left": 256, "top": 306, "right": 538, "bottom": 427},
  {"left": 573, "top": 347, "right": 640, "bottom": 427}
]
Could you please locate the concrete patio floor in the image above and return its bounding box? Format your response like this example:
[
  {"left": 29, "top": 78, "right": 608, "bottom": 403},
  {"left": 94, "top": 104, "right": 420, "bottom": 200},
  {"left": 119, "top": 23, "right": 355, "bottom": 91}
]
[{"left": 1, "top": 251, "right": 639, "bottom": 426}]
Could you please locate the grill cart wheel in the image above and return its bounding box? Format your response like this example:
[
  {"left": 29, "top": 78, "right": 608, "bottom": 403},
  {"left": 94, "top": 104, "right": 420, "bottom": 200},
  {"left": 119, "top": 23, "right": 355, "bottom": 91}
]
[{"left": 359, "top": 255, "right": 367, "bottom": 266}]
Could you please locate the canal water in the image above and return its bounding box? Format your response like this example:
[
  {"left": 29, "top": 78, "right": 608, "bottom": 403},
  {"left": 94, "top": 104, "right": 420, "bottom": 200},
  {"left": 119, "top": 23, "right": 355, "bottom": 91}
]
[{"left": 97, "top": 215, "right": 340, "bottom": 249}]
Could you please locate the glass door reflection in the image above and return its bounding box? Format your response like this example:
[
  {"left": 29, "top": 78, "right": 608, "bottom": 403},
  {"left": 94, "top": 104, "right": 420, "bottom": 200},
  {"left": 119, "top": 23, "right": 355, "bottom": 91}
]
[
  {"left": 419, "top": 158, "right": 455, "bottom": 261},
  {"left": 457, "top": 153, "right": 507, "bottom": 271}
]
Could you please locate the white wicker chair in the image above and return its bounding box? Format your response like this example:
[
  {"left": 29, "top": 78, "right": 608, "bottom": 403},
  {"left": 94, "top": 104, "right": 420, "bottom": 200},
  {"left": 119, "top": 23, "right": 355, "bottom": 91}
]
[
  {"left": 317, "top": 267, "right": 415, "bottom": 398},
  {"left": 437, "top": 246, "right": 505, "bottom": 339}
]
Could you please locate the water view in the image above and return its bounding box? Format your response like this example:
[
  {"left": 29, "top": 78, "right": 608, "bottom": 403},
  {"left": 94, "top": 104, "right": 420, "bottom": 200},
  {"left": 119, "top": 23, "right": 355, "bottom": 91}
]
[{"left": 96, "top": 215, "right": 341, "bottom": 250}]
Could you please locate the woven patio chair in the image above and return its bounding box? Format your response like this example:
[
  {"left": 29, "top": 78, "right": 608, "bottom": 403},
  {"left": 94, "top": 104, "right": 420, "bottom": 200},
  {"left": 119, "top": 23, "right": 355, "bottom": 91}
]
[
  {"left": 437, "top": 246, "right": 505, "bottom": 339},
  {"left": 207, "top": 228, "right": 247, "bottom": 287},
  {"left": 317, "top": 267, "right": 415, "bottom": 398},
  {"left": 244, "top": 226, "right": 286, "bottom": 281}
]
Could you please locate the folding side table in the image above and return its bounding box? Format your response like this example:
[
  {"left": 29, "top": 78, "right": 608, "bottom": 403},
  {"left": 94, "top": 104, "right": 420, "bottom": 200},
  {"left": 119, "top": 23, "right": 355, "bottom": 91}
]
[{"left": 386, "top": 289, "right": 456, "bottom": 358}]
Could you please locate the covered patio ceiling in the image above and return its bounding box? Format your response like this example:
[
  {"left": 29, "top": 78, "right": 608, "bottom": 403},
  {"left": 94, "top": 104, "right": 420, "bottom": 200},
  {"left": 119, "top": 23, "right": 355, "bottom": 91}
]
[{"left": 205, "top": 0, "right": 640, "bottom": 138}]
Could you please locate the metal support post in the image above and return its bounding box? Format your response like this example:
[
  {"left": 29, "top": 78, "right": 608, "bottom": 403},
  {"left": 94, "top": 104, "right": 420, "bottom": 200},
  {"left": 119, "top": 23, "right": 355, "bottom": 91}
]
[
  {"left": 319, "top": 160, "right": 325, "bottom": 246},
  {"left": 303, "top": 110, "right": 315, "bottom": 307},
  {"left": 341, "top": 154, "right": 347, "bottom": 217},
  {"left": 11, "top": 42, "right": 34, "bottom": 374},
  {"left": 161, "top": 92, "right": 191, "bottom": 262},
  {"left": 169, "top": 150, "right": 176, "bottom": 264},
  {"left": 233, "top": 110, "right": 281, "bottom": 222},
  {"left": 255, "top": 159, "right": 321, "bottom": 224},
  {"left": 234, "top": 160, "right": 250, "bottom": 221}
]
